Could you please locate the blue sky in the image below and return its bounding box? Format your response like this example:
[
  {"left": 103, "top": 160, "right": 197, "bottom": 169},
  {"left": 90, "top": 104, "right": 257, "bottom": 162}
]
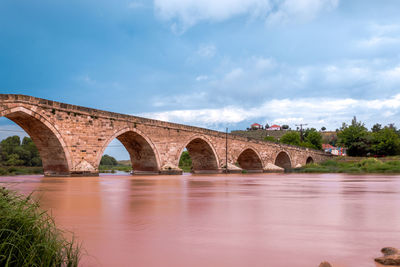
[{"left": 1, "top": 0, "right": 400, "bottom": 159}]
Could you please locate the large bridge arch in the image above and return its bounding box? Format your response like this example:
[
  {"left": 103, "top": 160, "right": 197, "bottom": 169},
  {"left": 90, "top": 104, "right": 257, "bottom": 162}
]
[
  {"left": 274, "top": 151, "right": 292, "bottom": 170},
  {"left": 0, "top": 106, "right": 72, "bottom": 176},
  {"left": 97, "top": 127, "right": 161, "bottom": 174},
  {"left": 177, "top": 135, "right": 220, "bottom": 173},
  {"left": 236, "top": 147, "right": 263, "bottom": 172}
]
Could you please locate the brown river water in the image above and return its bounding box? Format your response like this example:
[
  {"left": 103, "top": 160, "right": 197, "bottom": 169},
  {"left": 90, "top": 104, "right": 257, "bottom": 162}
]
[{"left": 1, "top": 173, "right": 400, "bottom": 267}]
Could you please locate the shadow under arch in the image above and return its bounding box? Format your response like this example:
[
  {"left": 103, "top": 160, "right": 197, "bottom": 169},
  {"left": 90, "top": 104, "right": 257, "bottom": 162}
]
[
  {"left": 178, "top": 135, "right": 220, "bottom": 174},
  {"left": 274, "top": 151, "right": 292, "bottom": 170},
  {"left": 306, "top": 156, "right": 314, "bottom": 164},
  {"left": 97, "top": 127, "right": 160, "bottom": 174},
  {"left": 0, "top": 106, "right": 72, "bottom": 176},
  {"left": 236, "top": 148, "right": 263, "bottom": 173}
]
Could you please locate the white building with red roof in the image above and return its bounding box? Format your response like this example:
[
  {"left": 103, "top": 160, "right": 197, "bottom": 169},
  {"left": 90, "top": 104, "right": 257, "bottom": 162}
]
[
  {"left": 266, "top": 124, "right": 281, "bottom": 131},
  {"left": 251, "top": 123, "right": 262, "bottom": 129}
]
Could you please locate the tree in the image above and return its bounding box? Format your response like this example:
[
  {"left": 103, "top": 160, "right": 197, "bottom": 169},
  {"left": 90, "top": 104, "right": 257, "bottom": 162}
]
[
  {"left": 179, "top": 151, "right": 192, "bottom": 170},
  {"left": 100, "top": 154, "right": 118, "bottom": 166},
  {"left": 21, "top": 137, "right": 41, "bottom": 166},
  {"left": 321, "top": 126, "right": 326, "bottom": 131},
  {"left": 0, "top": 136, "right": 42, "bottom": 167},
  {"left": 304, "top": 128, "right": 322, "bottom": 150},
  {"left": 337, "top": 117, "right": 371, "bottom": 156},
  {"left": 282, "top": 125, "right": 289, "bottom": 130},
  {"left": 5, "top": 153, "right": 24, "bottom": 166},
  {"left": 371, "top": 123, "right": 382, "bottom": 133},
  {"left": 371, "top": 127, "right": 400, "bottom": 156},
  {"left": 265, "top": 123, "right": 270, "bottom": 129},
  {"left": 1, "top": 136, "right": 21, "bottom": 155},
  {"left": 280, "top": 132, "right": 301, "bottom": 146}
]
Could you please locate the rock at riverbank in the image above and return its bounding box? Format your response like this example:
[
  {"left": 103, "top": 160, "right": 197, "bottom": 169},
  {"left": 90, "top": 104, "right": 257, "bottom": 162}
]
[
  {"left": 263, "top": 163, "right": 284, "bottom": 173},
  {"left": 226, "top": 163, "right": 242, "bottom": 173},
  {"left": 375, "top": 247, "right": 400, "bottom": 265}
]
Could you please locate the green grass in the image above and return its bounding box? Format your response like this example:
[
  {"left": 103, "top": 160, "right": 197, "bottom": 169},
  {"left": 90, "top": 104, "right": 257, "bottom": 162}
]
[
  {"left": 179, "top": 165, "right": 191, "bottom": 173},
  {"left": 0, "top": 166, "right": 43, "bottom": 176},
  {"left": 296, "top": 157, "right": 400, "bottom": 173},
  {"left": 0, "top": 187, "right": 81, "bottom": 266},
  {"left": 98, "top": 165, "right": 132, "bottom": 173}
]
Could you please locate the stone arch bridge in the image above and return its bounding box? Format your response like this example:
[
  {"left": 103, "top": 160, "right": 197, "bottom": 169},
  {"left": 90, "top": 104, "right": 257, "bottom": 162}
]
[{"left": 0, "top": 95, "right": 331, "bottom": 176}]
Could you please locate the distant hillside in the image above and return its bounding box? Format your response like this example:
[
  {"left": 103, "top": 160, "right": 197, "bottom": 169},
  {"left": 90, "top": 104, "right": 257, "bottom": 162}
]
[
  {"left": 231, "top": 129, "right": 337, "bottom": 144},
  {"left": 230, "top": 129, "right": 289, "bottom": 141},
  {"left": 117, "top": 160, "right": 131, "bottom": 166}
]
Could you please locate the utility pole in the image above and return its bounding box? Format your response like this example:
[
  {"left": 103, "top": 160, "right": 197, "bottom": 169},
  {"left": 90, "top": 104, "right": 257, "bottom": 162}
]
[
  {"left": 225, "top": 127, "right": 228, "bottom": 174},
  {"left": 295, "top": 123, "right": 308, "bottom": 142}
]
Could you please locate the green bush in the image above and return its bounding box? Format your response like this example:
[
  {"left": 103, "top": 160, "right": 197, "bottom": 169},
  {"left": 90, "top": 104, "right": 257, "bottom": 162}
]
[{"left": 179, "top": 151, "right": 192, "bottom": 172}]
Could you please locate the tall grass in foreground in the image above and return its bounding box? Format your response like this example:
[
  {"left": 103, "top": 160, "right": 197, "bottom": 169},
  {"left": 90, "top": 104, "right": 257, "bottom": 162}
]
[
  {"left": 296, "top": 158, "right": 400, "bottom": 173},
  {"left": 0, "top": 187, "right": 81, "bottom": 266}
]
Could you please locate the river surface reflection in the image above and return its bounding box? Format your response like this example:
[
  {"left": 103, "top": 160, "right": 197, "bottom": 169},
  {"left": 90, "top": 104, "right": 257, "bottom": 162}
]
[{"left": 1, "top": 173, "right": 400, "bottom": 267}]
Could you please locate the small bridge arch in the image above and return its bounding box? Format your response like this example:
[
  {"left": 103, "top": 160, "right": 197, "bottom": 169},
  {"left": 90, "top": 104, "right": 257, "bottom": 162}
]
[
  {"left": 236, "top": 147, "right": 263, "bottom": 172},
  {"left": 274, "top": 151, "right": 292, "bottom": 170},
  {"left": 0, "top": 106, "right": 72, "bottom": 176},
  {"left": 306, "top": 156, "right": 314, "bottom": 164},
  {"left": 178, "top": 135, "right": 220, "bottom": 173}
]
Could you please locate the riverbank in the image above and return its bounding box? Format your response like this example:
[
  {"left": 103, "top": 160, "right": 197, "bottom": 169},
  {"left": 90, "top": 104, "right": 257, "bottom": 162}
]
[
  {"left": 296, "top": 156, "right": 400, "bottom": 173},
  {"left": 0, "top": 166, "right": 43, "bottom": 176},
  {"left": 0, "top": 187, "right": 81, "bottom": 266},
  {"left": 99, "top": 164, "right": 131, "bottom": 173}
]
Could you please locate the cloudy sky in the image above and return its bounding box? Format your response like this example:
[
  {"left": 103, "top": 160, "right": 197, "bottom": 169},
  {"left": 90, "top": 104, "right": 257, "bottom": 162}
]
[{"left": 1, "top": 0, "right": 400, "bottom": 159}]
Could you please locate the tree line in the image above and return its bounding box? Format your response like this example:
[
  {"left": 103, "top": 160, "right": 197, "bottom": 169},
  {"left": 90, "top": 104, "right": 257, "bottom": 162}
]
[
  {"left": 337, "top": 117, "right": 400, "bottom": 157},
  {"left": 0, "top": 136, "right": 41, "bottom": 166},
  {"left": 268, "top": 117, "right": 400, "bottom": 157}
]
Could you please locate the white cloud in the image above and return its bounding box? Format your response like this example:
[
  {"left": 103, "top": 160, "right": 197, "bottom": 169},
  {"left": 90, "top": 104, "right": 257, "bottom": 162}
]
[
  {"left": 266, "top": 0, "right": 338, "bottom": 25},
  {"left": 141, "top": 106, "right": 251, "bottom": 126},
  {"left": 197, "top": 44, "right": 216, "bottom": 58},
  {"left": 357, "top": 23, "right": 400, "bottom": 48},
  {"left": 195, "top": 75, "right": 208, "bottom": 81},
  {"left": 141, "top": 94, "right": 400, "bottom": 130},
  {"left": 154, "top": 0, "right": 339, "bottom": 31},
  {"left": 150, "top": 56, "right": 400, "bottom": 112},
  {"left": 358, "top": 36, "right": 400, "bottom": 48}
]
